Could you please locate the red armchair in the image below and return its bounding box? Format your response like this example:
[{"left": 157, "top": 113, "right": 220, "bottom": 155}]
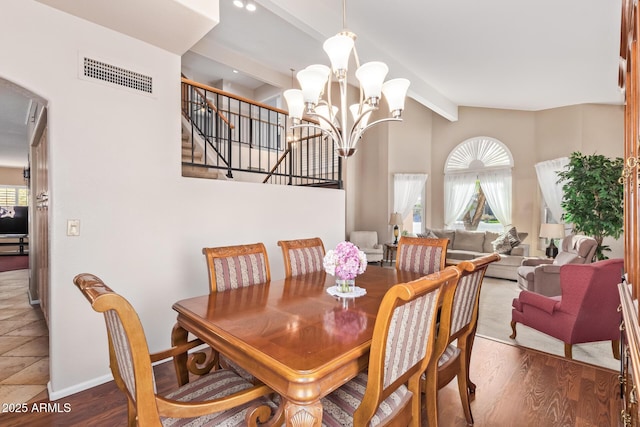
[{"left": 510, "top": 258, "right": 624, "bottom": 359}]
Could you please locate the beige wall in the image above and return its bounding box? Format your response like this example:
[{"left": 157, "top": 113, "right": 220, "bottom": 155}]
[
  {"left": 0, "top": 167, "right": 25, "bottom": 186},
  {"left": 3, "top": 0, "right": 346, "bottom": 398},
  {"left": 352, "top": 101, "right": 625, "bottom": 258}
]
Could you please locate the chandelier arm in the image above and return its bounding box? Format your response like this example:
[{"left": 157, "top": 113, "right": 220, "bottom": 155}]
[
  {"left": 308, "top": 111, "right": 343, "bottom": 144},
  {"left": 350, "top": 105, "right": 376, "bottom": 133},
  {"left": 291, "top": 120, "right": 342, "bottom": 146},
  {"left": 350, "top": 117, "right": 403, "bottom": 144}
]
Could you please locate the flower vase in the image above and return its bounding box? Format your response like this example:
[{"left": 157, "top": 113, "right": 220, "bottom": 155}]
[{"left": 337, "top": 279, "right": 355, "bottom": 293}]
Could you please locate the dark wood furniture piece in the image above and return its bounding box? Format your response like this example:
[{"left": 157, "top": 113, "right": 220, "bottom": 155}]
[
  {"left": 171, "top": 266, "right": 425, "bottom": 427},
  {"left": 0, "top": 234, "right": 28, "bottom": 255},
  {"left": 383, "top": 242, "right": 397, "bottom": 266},
  {"left": 619, "top": 2, "right": 640, "bottom": 424}
]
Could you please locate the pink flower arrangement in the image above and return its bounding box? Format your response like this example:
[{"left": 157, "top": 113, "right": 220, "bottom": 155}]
[{"left": 323, "top": 241, "right": 367, "bottom": 280}]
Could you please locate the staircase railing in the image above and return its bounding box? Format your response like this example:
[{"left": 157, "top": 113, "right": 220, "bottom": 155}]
[
  {"left": 181, "top": 78, "right": 341, "bottom": 187},
  {"left": 263, "top": 129, "right": 343, "bottom": 188}
]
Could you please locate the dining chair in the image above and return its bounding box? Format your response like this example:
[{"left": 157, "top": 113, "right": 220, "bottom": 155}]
[
  {"left": 396, "top": 236, "right": 449, "bottom": 275},
  {"left": 72, "top": 273, "right": 282, "bottom": 427},
  {"left": 277, "top": 237, "right": 325, "bottom": 278},
  {"left": 202, "top": 243, "right": 271, "bottom": 383},
  {"left": 202, "top": 242, "right": 271, "bottom": 293},
  {"left": 321, "top": 266, "right": 460, "bottom": 426},
  {"left": 422, "top": 253, "right": 500, "bottom": 427}
]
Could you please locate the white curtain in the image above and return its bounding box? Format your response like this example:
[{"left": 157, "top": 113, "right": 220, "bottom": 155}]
[
  {"left": 393, "top": 174, "right": 428, "bottom": 221},
  {"left": 534, "top": 157, "right": 569, "bottom": 223},
  {"left": 444, "top": 173, "right": 476, "bottom": 227},
  {"left": 479, "top": 169, "right": 512, "bottom": 227}
]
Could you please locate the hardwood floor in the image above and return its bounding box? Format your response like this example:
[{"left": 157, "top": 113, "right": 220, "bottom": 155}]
[{"left": 0, "top": 336, "right": 621, "bottom": 426}]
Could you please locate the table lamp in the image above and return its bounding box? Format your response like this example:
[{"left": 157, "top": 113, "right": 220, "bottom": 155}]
[
  {"left": 539, "top": 223, "right": 565, "bottom": 258},
  {"left": 389, "top": 212, "right": 402, "bottom": 244}
]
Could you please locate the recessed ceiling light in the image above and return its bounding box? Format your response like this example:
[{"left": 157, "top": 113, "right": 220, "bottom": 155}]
[
  {"left": 232, "top": 69, "right": 239, "bottom": 74},
  {"left": 246, "top": 2, "right": 257, "bottom": 12},
  {"left": 233, "top": 0, "right": 244, "bottom": 8}
]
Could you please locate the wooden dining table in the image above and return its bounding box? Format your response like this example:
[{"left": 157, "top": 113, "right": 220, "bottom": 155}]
[{"left": 171, "top": 265, "right": 424, "bottom": 427}]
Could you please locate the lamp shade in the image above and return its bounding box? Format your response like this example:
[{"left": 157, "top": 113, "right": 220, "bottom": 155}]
[
  {"left": 389, "top": 212, "right": 403, "bottom": 226},
  {"left": 297, "top": 66, "right": 329, "bottom": 105},
  {"left": 382, "top": 78, "right": 410, "bottom": 115},
  {"left": 355, "top": 61, "right": 389, "bottom": 102},
  {"left": 323, "top": 34, "right": 354, "bottom": 74},
  {"left": 539, "top": 223, "right": 565, "bottom": 239},
  {"left": 283, "top": 89, "right": 304, "bottom": 120}
]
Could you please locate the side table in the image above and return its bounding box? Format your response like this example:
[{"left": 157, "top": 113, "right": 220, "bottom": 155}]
[{"left": 384, "top": 243, "right": 398, "bottom": 267}]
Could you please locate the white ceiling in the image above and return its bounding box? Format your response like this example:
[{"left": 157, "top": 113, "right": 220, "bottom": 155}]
[
  {"left": 186, "top": 0, "right": 625, "bottom": 120},
  {"left": 1, "top": 0, "right": 625, "bottom": 168}
]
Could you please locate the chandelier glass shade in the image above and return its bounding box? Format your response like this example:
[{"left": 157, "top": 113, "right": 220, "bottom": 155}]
[{"left": 283, "top": 10, "right": 410, "bottom": 158}]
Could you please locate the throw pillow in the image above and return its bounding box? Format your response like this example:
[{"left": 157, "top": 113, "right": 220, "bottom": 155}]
[
  {"left": 417, "top": 230, "right": 439, "bottom": 239},
  {"left": 491, "top": 233, "right": 512, "bottom": 254},
  {"left": 505, "top": 226, "right": 521, "bottom": 248}
]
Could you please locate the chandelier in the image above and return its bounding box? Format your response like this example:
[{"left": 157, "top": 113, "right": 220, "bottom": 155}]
[{"left": 283, "top": 0, "right": 410, "bottom": 158}]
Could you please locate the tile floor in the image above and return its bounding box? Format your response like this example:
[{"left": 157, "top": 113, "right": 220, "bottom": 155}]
[{"left": 0, "top": 269, "right": 49, "bottom": 406}]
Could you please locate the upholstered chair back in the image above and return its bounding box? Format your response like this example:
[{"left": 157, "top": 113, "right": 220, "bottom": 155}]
[
  {"left": 321, "top": 267, "right": 459, "bottom": 426},
  {"left": 73, "top": 274, "right": 160, "bottom": 422},
  {"left": 423, "top": 253, "right": 500, "bottom": 427},
  {"left": 202, "top": 243, "right": 271, "bottom": 292},
  {"left": 557, "top": 235, "right": 598, "bottom": 265},
  {"left": 382, "top": 284, "right": 442, "bottom": 387},
  {"left": 73, "top": 273, "right": 279, "bottom": 426},
  {"left": 449, "top": 265, "right": 484, "bottom": 337},
  {"left": 396, "top": 236, "right": 448, "bottom": 275},
  {"left": 277, "top": 237, "right": 325, "bottom": 278}
]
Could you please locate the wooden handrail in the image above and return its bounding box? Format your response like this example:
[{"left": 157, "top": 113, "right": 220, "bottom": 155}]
[
  {"left": 184, "top": 81, "right": 234, "bottom": 129},
  {"left": 181, "top": 77, "right": 289, "bottom": 115}
]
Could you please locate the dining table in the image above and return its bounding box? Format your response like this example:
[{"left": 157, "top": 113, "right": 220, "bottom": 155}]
[{"left": 171, "top": 265, "right": 424, "bottom": 427}]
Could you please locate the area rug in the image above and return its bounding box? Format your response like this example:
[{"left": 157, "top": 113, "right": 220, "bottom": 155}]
[
  {"left": 0, "top": 255, "right": 29, "bottom": 273},
  {"left": 477, "top": 276, "right": 620, "bottom": 371}
]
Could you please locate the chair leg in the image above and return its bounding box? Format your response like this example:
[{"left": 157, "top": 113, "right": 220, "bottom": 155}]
[
  {"left": 509, "top": 321, "right": 517, "bottom": 339},
  {"left": 464, "top": 335, "right": 476, "bottom": 395},
  {"left": 423, "top": 368, "right": 439, "bottom": 427},
  {"left": 564, "top": 343, "right": 573, "bottom": 359},
  {"left": 613, "top": 340, "right": 621, "bottom": 360},
  {"left": 455, "top": 355, "right": 474, "bottom": 425}
]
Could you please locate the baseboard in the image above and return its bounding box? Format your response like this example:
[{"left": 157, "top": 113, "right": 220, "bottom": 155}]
[
  {"left": 28, "top": 289, "right": 39, "bottom": 305},
  {"left": 46, "top": 345, "right": 210, "bottom": 401},
  {"left": 47, "top": 373, "right": 114, "bottom": 401}
]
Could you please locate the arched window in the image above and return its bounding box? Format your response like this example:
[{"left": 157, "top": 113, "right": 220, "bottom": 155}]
[{"left": 444, "top": 137, "right": 513, "bottom": 230}]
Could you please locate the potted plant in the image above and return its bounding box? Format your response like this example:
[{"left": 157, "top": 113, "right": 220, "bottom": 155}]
[{"left": 557, "top": 152, "right": 624, "bottom": 260}]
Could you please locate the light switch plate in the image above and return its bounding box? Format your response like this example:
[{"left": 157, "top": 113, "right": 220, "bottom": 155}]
[{"left": 67, "top": 219, "right": 80, "bottom": 236}]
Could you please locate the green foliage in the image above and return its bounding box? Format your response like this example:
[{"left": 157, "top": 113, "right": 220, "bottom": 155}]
[{"left": 556, "top": 152, "right": 624, "bottom": 260}]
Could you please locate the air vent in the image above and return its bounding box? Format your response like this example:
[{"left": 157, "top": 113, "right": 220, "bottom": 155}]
[{"left": 81, "top": 56, "right": 153, "bottom": 95}]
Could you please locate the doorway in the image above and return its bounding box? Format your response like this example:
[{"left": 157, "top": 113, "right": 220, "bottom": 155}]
[{"left": 0, "top": 79, "right": 50, "bottom": 403}]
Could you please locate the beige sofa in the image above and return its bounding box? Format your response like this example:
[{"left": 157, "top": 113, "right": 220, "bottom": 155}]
[{"left": 419, "top": 228, "right": 529, "bottom": 281}]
